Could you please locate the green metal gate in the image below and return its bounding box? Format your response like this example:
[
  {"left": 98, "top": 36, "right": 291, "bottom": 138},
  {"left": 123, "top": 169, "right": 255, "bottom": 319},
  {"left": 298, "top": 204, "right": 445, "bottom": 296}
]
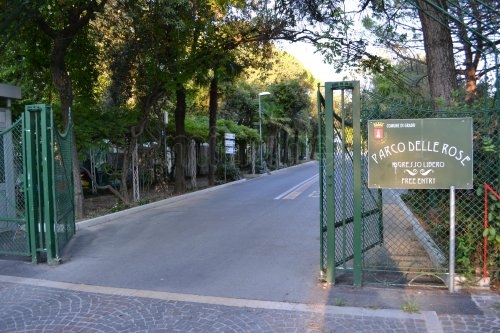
[
  {"left": 0, "top": 104, "right": 74, "bottom": 263},
  {"left": 0, "top": 116, "right": 29, "bottom": 256},
  {"left": 318, "top": 81, "right": 384, "bottom": 286},
  {"left": 319, "top": 82, "right": 499, "bottom": 288}
]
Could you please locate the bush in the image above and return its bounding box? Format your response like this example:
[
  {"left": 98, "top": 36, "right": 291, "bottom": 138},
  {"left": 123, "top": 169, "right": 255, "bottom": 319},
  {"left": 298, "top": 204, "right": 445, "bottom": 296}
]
[{"left": 216, "top": 164, "right": 241, "bottom": 182}]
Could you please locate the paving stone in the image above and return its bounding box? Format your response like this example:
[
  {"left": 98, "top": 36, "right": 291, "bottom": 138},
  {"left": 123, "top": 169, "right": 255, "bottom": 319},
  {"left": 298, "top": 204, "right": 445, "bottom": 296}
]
[{"left": 1, "top": 278, "right": 499, "bottom": 333}]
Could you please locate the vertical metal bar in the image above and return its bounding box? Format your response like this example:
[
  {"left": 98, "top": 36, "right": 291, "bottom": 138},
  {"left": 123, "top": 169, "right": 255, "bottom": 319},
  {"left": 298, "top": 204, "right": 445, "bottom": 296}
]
[
  {"left": 18, "top": 115, "right": 29, "bottom": 254},
  {"left": 41, "top": 105, "right": 58, "bottom": 264},
  {"left": 317, "top": 85, "right": 325, "bottom": 274},
  {"left": 449, "top": 185, "right": 456, "bottom": 293},
  {"left": 23, "top": 111, "right": 37, "bottom": 262},
  {"left": 340, "top": 90, "right": 347, "bottom": 267},
  {"left": 49, "top": 106, "right": 62, "bottom": 262},
  {"left": 34, "top": 109, "right": 45, "bottom": 258},
  {"left": 495, "top": 51, "right": 500, "bottom": 196},
  {"left": 352, "top": 81, "right": 363, "bottom": 287},
  {"left": 324, "top": 83, "right": 336, "bottom": 284},
  {"left": 25, "top": 106, "right": 44, "bottom": 263},
  {"left": 41, "top": 105, "right": 52, "bottom": 261}
]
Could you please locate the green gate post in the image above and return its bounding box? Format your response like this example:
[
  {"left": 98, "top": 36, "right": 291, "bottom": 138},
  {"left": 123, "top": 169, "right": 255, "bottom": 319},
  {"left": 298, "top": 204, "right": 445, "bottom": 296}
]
[
  {"left": 324, "top": 83, "right": 337, "bottom": 284},
  {"left": 23, "top": 108, "right": 42, "bottom": 263},
  {"left": 321, "top": 81, "right": 363, "bottom": 286},
  {"left": 317, "top": 84, "right": 326, "bottom": 274},
  {"left": 39, "top": 105, "right": 58, "bottom": 264},
  {"left": 330, "top": 81, "right": 363, "bottom": 287},
  {"left": 351, "top": 82, "right": 363, "bottom": 287},
  {"left": 24, "top": 105, "right": 58, "bottom": 264}
]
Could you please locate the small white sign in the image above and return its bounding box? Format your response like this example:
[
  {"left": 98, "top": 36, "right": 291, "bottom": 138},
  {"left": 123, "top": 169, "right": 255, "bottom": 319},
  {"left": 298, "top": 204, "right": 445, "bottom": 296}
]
[
  {"left": 224, "top": 133, "right": 235, "bottom": 140},
  {"left": 225, "top": 140, "right": 235, "bottom": 147},
  {"left": 225, "top": 147, "right": 235, "bottom": 154}
]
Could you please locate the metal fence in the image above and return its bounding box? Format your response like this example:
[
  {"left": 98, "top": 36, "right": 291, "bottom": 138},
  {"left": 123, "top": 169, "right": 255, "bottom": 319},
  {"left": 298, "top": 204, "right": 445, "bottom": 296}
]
[
  {"left": 0, "top": 105, "right": 75, "bottom": 263},
  {"left": 51, "top": 112, "right": 75, "bottom": 257},
  {"left": 0, "top": 117, "right": 30, "bottom": 256},
  {"left": 362, "top": 92, "right": 499, "bottom": 287},
  {"left": 319, "top": 83, "right": 499, "bottom": 288}
]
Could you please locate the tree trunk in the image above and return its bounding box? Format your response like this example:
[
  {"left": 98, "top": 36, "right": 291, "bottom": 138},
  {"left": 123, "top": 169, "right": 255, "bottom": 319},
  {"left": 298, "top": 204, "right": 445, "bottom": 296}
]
[
  {"left": 454, "top": 1, "right": 483, "bottom": 104},
  {"left": 238, "top": 141, "right": 246, "bottom": 166},
  {"left": 120, "top": 141, "right": 132, "bottom": 202},
  {"left": 266, "top": 126, "right": 276, "bottom": 169},
  {"left": 50, "top": 37, "right": 73, "bottom": 126},
  {"left": 50, "top": 35, "right": 85, "bottom": 219},
  {"left": 208, "top": 76, "right": 218, "bottom": 186},
  {"left": 174, "top": 84, "right": 187, "bottom": 194},
  {"left": 310, "top": 123, "right": 318, "bottom": 160},
  {"left": 293, "top": 129, "right": 299, "bottom": 165},
  {"left": 461, "top": 29, "right": 481, "bottom": 104},
  {"left": 464, "top": 66, "right": 478, "bottom": 103},
  {"left": 283, "top": 130, "right": 289, "bottom": 165},
  {"left": 35, "top": 2, "right": 107, "bottom": 220},
  {"left": 416, "top": 0, "right": 458, "bottom": 108}
]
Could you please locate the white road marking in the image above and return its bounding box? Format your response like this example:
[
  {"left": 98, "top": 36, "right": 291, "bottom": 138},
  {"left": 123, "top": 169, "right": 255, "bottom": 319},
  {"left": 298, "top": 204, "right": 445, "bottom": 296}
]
[
  {"left": 274, "top": 174, "right": 319, "bottom": 200},
  {"left": 308, "top": 191, "right": 320, "bottom": 198}
]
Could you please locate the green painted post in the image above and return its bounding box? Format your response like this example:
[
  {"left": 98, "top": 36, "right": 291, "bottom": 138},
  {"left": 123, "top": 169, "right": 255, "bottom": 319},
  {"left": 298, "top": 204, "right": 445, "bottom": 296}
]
[
  {"left": 24, "top": 107, "right": 46, "bottom": 263},
  {"left": 340, "top": 90, "right": 348, "bottom": 269},
  {"left": 351, "top": 82, "right": 363, "bottom": 287},
  {"left": 40, "top": 105, "right": 58, "bottom": 264},
  {"left": 317, "top": 85, "right": 325, "bottom": 273},
  {"left": 324, "top": 82, "right": 337, "bottom": 284},
  {"left": 23, "top": 111, "right": 37, "bottom": 263}
]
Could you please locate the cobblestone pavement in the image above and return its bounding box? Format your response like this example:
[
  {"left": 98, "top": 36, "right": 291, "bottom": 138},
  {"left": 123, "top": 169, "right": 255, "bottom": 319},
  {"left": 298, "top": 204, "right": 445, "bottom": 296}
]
[
  {"left": 1, "top": 275, "right": 499, "bottom": 333},
  {"left": 438, "top": 294, "right": 500, "bottom": 333}
]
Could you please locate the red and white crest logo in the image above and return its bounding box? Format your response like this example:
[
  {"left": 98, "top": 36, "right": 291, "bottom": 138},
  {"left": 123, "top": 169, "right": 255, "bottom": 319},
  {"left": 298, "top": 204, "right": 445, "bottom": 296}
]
[{"left": 373, "top": 122, "right": 384, "bottom": 139}]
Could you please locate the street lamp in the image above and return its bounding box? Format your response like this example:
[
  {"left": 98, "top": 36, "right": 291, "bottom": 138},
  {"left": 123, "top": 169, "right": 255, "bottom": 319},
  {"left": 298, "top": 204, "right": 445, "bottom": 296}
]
[{"left": 258, "top": 91, "right": 271, "bottom": 172}]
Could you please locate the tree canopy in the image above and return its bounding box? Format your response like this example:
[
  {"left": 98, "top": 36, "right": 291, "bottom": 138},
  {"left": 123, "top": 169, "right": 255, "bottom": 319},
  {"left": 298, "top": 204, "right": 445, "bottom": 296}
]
[{"left": 1, "top": 0, "right": 498, "bottom": 214}]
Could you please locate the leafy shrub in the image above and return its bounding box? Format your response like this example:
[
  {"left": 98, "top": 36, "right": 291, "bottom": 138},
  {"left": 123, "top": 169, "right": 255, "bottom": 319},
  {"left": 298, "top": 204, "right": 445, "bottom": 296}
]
[{"left": 216, "top": 164, "right": 241, "bottom": 182}]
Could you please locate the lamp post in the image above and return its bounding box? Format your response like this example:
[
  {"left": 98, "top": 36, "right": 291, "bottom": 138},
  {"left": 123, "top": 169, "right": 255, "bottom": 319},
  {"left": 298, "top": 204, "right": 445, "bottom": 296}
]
[{"left": 258, "top": 91, "right": 271, "bottom": 171}]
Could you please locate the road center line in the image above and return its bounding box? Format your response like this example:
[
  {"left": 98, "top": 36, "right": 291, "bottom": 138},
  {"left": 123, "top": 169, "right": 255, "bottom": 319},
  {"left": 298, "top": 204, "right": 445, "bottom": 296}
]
[{"left": 274, "top": 174, "right": 319, "bottom": 200}]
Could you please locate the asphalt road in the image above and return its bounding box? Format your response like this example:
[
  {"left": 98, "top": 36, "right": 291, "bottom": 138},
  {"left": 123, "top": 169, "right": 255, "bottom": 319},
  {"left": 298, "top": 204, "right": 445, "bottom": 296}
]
[
  {"left": 2, "top": 161, "right": 498, "bottom": 333},
  {"left": 0, "top": 161, "right": 322, "bottom": 303}
]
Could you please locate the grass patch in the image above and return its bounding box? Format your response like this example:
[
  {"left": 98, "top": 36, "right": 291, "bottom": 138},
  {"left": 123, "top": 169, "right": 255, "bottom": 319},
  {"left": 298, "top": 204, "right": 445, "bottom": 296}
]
[
  {"left": 335, "top": 297, "right": 345, "bottom": 306},
  {"left": 402, "top": 300, "right": 420, "bottom": 313}
]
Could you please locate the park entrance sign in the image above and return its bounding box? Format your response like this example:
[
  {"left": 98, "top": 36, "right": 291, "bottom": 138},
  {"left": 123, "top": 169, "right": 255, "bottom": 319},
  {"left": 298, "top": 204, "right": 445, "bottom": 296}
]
[{"left": 368, "top": 118, "right": 473, "bottom": 189}]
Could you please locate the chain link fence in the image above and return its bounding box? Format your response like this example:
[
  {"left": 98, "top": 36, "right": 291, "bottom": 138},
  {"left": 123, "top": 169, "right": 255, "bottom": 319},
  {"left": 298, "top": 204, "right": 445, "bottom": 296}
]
[
  {"left": 0, "top": 117, "right": 29, "bottom": 256},
  {"left": 319, "top": 85, "right": 499, "bottom": 288},
  {"left": 361, "top": 93, "right": 499, "bottom": 287},
  {"left": 52, "top": 121, "right": 75, "bottom": 256},
  {"left": 1, "top": 105, "right": 76, "bottom": 262}
]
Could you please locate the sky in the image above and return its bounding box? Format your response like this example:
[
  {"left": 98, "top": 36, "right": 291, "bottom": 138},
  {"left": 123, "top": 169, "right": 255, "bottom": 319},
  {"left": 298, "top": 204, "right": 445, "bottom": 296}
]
[
  {"left": 277, "top": 2, "right": 372, "bottom": 86},
  {"left": 279, "top": 41, "right": 344, "bottom": 85},
  {"left": 276, "top": 1, "right": 363, "bottom": 85}
]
